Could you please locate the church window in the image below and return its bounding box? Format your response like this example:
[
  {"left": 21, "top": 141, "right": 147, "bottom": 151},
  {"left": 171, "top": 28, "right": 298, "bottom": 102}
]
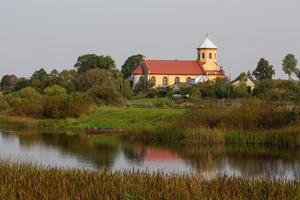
[
  {"left": 209, "top": 53, "right": 212, "bottom": 59},
  {"left": 175, "top": 77, "right": 180, "bottom": 84},
  {"left": 150, "top": 76, "right": 156, "bottom": 85},
  {"left": 163, "top": 77, "right": 168, "bottom": 87},
  {"left": 215, "top": 53, "right": 217, "bottom": 59},
  {"left": 202, "top": 53, "right": 205, "bottom": 59},
  {"left": 187, "top": 77, "right": 192, "bottom": 84}
]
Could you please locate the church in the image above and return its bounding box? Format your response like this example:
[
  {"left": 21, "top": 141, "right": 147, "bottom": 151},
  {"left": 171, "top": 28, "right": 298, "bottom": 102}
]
[{"left": 130, "top": 37, "right": 225, "bottom": 88}]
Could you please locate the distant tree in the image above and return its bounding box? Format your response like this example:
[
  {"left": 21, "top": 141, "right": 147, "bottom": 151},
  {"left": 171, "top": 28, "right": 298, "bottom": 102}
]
[
  {"left": 121, "top": 54, "right": 144, "bottom": 79},
  {"left": 282, "top": 54, "right": 298, "bottom": 80},
  {"left": 77, "top": 69, "right": 115, "bottom": 91},
  {"left": 14, "top": 78, "right": 30, "bottom": 91},
  {"left": 0, "top": 74, "right": 19, "bottom": 94},
  {"left": 32, "top": 68, "right": 48, "bottom": 80},
  {"left": 74, "top": 54, "right": 116, "bottom": 73},
  {"left": 252, "top": 58, "right": 275, "bottom": 80}
]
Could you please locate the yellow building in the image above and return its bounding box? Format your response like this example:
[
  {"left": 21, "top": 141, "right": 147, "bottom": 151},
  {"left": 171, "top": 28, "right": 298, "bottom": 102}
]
[{"left": 131, "top": 37, "right": 225, "bottom": 87}]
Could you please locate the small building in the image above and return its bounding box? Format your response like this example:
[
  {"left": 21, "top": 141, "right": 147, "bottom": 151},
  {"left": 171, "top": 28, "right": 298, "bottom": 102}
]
[
  {"left": 130, "top": 37, "right": 225, "bottom": 88},
  {"left": 231, "top": 72, "right": 256, "bottom": 91}
]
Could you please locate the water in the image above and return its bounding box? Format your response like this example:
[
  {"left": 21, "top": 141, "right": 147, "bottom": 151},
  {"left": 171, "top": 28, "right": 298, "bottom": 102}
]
[{"left": 0, "top": 130, "right": 299, "bottom": 180}]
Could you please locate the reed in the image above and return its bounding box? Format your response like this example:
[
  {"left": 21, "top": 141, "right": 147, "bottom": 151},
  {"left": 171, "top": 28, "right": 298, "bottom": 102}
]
[{"left": 0, "top": 161, "right": 298, "bottom": 200}]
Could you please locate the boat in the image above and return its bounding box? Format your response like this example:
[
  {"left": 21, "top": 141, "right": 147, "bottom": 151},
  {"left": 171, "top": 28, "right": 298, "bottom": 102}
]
[{"left": 87, "top": 127, "right": 124, "bottom": 135}]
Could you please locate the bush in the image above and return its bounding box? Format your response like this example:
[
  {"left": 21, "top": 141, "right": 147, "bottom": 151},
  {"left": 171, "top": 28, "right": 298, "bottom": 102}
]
[
  {"left": 0, "top": 98, "right": 9, "bottom": 111},
  {"left": 88, "top": 85, "right": 123, "bottom": 105},
  {"left": 62, "top": 92, "right": 95, "bottom": 118},
  {"left": 44, "top": 85, "right": 67, "bottom": 96},
  {"left": 177, "top": 99, "right": 296, "bottom": 131}
]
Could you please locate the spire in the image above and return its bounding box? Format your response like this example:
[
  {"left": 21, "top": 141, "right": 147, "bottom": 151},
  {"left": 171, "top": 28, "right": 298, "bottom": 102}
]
[{"left": 199, "top": 36, "right": 217, "bottom": 49}]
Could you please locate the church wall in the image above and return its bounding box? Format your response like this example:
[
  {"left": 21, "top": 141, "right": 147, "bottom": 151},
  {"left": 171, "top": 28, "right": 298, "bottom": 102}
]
[{"left": 148, "top": 74, "right": 198, "bottom": 87}]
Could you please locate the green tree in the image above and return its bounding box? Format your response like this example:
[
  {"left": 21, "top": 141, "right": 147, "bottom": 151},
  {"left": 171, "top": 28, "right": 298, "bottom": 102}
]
[
  {"left": 0, "top": 75, "right": 19, "bottom": 93},
  {"left": 252, "top": 58, "right": 275, "bottom": 80},
  {"left": 74, "top": 54, "right": 116, "bottom": 73},
  {"left": 44, "top": 85, "right": 67, "bottom": 96},
  {"left": 214, "top": 77, "right": 231, "bottom": 99},
  {"left": 121, "top": 54, "right": 144, "bottom": 79},
  {"left": 282, "top": 54, "right": 298, "bottom": 80}
]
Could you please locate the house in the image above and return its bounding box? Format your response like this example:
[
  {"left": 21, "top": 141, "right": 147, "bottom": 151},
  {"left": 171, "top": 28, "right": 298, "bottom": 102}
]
[
  {"left": 231, "top": 72, "right": 256, "bottom": 91},
  {"left": 130, "top": 37, "right": 225, "bottom": 88}
]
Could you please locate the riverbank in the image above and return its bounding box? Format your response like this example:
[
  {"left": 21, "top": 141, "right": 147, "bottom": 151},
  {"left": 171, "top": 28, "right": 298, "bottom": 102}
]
[
  {"left": 1, "top": 100, "right": 300, "bottom": 147},
  {"left": 0, "top": 161, "right": 298, "bottom": 200}
]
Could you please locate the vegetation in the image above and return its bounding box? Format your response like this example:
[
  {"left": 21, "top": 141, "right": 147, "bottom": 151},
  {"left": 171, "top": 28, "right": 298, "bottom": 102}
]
[
  {"left": 121, "top": 54, "right": 144, "bottom": 79},
  {"left": 0, "top": 161, "right": 298, "bottom": 200},
  {"left": 282, "top": 53, "right": 298, "bottom": 80},
  {"left": 252, "top": 58, "right": 275, "bottom": 80}
]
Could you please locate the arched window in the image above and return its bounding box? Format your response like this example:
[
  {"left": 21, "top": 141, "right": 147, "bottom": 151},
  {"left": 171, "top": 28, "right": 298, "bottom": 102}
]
[
  {"left": 202, "top": 53, "right": 205, "bottom": 59},
  {"left": 209, "top": 53, "right": 212, "bottom": 59},
  {"left": 139, "top": 76, "right": 144, "bottom": 82},
  {"left": 163, "top": 77, "right": 168, "bottom": 87},
  {"left": 187, "top": 77, "right": 192, "bottom": 84},
  {"left": 215, "top": 53, "right": 217, "bottom": 59},
  {"left": 150, "top": 76, "right": 156, "bottom": 85},
  {"left": 175, "top": 77, "right": 180, "bottom": 84}
]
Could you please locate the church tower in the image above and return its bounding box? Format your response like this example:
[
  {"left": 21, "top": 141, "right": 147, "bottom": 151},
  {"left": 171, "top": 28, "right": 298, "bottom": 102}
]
[{"left": 197, "top": 37, "right": 220, "bottom": 71}]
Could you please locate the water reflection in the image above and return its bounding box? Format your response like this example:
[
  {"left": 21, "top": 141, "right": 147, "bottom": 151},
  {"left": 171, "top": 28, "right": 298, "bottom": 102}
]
[{"left": 0, "top": 130, "right": 299, "bottom": 180}]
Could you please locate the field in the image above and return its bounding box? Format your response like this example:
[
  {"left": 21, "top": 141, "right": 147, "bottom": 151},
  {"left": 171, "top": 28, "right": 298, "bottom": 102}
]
[
  {"left": 0, "top": 106, "right": 184, "bottom": 130},
  {"left": 0, "top": 161, "right": 299, "bottom": 200}
]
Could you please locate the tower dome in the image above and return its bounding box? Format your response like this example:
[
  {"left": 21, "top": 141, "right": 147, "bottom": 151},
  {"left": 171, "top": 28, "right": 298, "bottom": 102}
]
[{"left": 199, "top": 37, "right": 217, "bottom": 49}]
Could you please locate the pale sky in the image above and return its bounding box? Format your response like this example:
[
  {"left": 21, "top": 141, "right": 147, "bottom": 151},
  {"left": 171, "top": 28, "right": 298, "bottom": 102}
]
[{"left": 0, "top": 0, "right": 299, "bottom": 79}]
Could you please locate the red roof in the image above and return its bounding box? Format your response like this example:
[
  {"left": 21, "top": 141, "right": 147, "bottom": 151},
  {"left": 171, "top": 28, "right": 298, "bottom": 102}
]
[
  {"left": 144, "top": 60, "right": 204, "bottom": 75},
  {"left": 131, "top": 59, "right": 225, "bottom": 76},
  {"left": 132, "top": 65, "right": 144, "bottom": 75}
]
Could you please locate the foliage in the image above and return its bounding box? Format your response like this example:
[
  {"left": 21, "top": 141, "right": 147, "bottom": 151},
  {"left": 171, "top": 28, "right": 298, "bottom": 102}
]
[
  {"left": 0, "top": 162, "right": 299, "bottom": 200},
  {"left": 252, "top": 58, "right": 275, "bottom": 80},
  {"left": 253, "top": 79, "right": 300, "bottom": 101},
  {"left": 44, "top": 85, "right": 67, "bottom": 96},
  {"left": 88, "top": 85, "right": 123, "bottom": 105},
  {"left": 121, "top": 54, "right": 143, "bottom": 79},
  {"left": 176, "top": 99, "right": 296, "bottom": 131},
  {"left": 74, "top": 54, "right": 116, "bottom": 73},
  {"left": 282, "top": 54, "right": 298, "bottom": 80},
  {"left": 0, "top": 74, "right": 19, "bottom": 94},
  {"left": 133, "top": 77, "right": 155, "bottom": 97},
  {"left": 231, "top": 83, "right": 251, "bottom": 98}
]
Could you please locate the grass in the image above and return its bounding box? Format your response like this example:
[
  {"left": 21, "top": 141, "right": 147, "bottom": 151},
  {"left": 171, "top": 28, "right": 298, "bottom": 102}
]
[
  {"left": 127, "top": 97, "right": 175, "bottom": 107},
  {"left": 0, "top": 161, "right": 299, "bottom": 200},
  {"left": 0, "top": 106, "right": 185, "bottom": 131}
]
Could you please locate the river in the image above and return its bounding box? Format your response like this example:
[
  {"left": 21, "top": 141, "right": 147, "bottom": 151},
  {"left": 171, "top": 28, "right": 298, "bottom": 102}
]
[{"left": 0, "top": 130, "right": 299, "bottom": 180}]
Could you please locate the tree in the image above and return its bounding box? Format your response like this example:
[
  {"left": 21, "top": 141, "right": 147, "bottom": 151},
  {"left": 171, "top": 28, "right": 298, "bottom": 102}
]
[
  {"left": 282, "top": 54, "right": 298, "bottom": 80},
  {"left": 121, "top": 54, "right": 144, "bottom": 79},
  {"left": 252, "top": 58, "right": 275, "bottom": 80},
  {"left": 0, "top": 74, "right": 19, "bottom": 93},
  {"left": 74, "top": 54, "right": 116, "bottom": 73}
]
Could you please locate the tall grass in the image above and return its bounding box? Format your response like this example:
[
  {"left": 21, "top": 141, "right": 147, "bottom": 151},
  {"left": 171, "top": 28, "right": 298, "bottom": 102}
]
[{"left": 0, "top": 161, "right": 299, "bottom": 200}]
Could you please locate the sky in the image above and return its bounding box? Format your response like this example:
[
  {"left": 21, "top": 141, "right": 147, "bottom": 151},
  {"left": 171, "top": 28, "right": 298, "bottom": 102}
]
[{"left": 0, "top": 0, "right": 299, "bottom": 79}]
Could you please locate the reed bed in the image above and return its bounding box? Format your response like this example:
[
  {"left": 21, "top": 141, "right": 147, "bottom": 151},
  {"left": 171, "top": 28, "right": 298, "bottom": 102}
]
[{"left": 0, "top": 161, "right": 299, "bottom": 200}]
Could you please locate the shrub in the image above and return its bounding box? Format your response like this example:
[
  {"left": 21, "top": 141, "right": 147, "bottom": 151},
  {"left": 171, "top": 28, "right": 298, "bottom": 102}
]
[
  {"left": 0, "top": 98, "right": 9, "bottom": 111},
  {"left": 62, "top": 92, "right": 95, "bottom": 117},
  {"left": 88, "top": 85, "right": 123, "bottom": 105},
  {"left": 177, "top": 99, "right": 296, "bottom": 131},
  {"left": 44, "top": 85, "right": 67, "bottom": 96}
]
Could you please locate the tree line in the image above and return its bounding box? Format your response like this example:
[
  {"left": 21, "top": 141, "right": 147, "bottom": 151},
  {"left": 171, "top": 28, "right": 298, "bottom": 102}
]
[{"left": 0, "top": 54, "right": 143, "bottom": 118}]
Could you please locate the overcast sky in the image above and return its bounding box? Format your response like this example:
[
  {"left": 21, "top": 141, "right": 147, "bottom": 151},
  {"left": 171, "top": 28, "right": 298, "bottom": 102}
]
[{"left": 0, "top": 0, "right": 299, "bottom": 79}]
